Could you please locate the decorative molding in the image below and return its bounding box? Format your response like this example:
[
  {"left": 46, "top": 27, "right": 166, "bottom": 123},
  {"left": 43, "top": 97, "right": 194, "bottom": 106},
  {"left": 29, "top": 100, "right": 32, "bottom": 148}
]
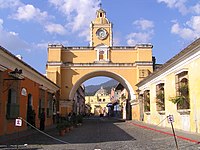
[
  {"left": 175, "top": 68, "right": 188, "bottom": 75},
  {"left": 157, "top": 111, "right": 165, "bottom": 115},
  {"left": 0, "top": 65, "right": 7, "bottom": 71},
  {"left": 39, "top": 85, "right": 48, "bottom": 90},
  {"left": 177, "top": 109, "right": 191, "bottom": 115},
  {"left": 135, "top": 61, "right": 153, "bottom": 66},
  {"left": 145, "top": 112, "right": 151, "bottom": 115},
  {"left": 62, "top": 62, "right": 136, "bottom": 67},
  {"left": 47, "top": 62, "right": 62, "bottom": 66},
  {"left": 153, "top": 80, "right": 165, "bottom": 85}
]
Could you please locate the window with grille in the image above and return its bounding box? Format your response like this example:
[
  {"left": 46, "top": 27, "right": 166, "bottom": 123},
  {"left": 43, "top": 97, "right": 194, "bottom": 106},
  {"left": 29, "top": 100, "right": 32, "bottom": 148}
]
[
  {"left": 156, "top": 83, "right": 165, "bottom": 111},
  {"left": 175, "top": 71, "right": 190, "bottom": 109},
  {"left": 144, "top": 90, "right": 150, "bottom": 112}
]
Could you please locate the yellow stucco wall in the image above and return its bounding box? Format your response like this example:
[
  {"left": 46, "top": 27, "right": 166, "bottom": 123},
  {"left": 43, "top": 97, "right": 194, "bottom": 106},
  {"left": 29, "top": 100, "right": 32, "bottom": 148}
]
[
  {"left": 47, "top": 45, "right": 153, "bottom": 116},
  {"left": 61, "top": 50, "right": 96, "bottom": 63},
  {"left": 47, "top": 47, "right": 62, "bottom": 62},
  {"left": 139, "top": 45, "right": 200, "bottom": 133}
]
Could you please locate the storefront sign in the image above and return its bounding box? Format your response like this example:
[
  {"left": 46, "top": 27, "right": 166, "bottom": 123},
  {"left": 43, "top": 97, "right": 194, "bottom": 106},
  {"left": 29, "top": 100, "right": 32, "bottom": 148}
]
[{"left": 15, "top": 118, "right": 22, "bottom": 127}]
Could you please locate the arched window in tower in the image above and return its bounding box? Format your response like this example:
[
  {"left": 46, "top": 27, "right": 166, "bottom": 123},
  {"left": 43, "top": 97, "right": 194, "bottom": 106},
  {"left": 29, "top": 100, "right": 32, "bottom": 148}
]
[{"left": 100, "top": 13, "right": 102, "bottom": 17}]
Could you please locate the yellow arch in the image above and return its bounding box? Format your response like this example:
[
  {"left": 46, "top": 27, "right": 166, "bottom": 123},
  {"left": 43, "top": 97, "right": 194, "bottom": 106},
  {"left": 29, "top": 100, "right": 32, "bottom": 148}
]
[{"left": 69, "top": 70, "right": 136, "bottom": 101}]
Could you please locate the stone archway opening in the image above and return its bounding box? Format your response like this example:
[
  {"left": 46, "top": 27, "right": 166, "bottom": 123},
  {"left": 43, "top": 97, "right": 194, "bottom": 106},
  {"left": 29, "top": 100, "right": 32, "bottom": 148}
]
[
  {"left": 69, "top": 70, "right": 136, "bottom": 101},
  {"left": 69, "top": 70, "right": 136, "bottom": 119}
]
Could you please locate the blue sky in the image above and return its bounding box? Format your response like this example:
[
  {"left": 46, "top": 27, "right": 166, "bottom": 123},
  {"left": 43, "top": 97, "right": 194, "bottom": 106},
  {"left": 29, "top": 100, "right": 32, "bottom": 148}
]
[{"left": 0, "top": 0, "right": 200, "bottom": 86}]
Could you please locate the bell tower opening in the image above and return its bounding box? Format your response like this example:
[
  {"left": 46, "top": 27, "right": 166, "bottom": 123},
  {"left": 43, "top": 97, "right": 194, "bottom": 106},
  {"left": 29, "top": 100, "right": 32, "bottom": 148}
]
[{"left": 100, "top": 13, "right": 102, "bottom": 17}]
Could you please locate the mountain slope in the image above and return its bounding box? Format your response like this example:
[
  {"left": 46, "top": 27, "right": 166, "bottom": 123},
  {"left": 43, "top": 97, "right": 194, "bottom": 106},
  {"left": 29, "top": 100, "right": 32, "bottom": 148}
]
[{"left": 85, "top": 79, "right": 118, "bottom": 96}]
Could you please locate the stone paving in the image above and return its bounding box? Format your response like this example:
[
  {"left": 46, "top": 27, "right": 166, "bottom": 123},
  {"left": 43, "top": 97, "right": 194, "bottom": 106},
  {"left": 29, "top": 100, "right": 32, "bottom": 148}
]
[{"left": 1, "top": 117, "right": 200, "bottom": 149}]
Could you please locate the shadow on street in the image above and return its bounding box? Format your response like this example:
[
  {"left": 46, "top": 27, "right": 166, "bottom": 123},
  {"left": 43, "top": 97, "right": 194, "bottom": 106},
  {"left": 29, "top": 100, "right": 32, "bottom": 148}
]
[{"left": 3, "top": 117, "right": 135, "bottom": 146}]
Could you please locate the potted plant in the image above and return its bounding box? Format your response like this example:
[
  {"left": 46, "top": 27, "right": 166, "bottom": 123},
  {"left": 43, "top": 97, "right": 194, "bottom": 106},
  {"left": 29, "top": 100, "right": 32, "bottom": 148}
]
[
  {"left": 77, "top": 114, "right": 83, "bottom": 125},
  {"left": 64, "top": 120, "right": 70, "bottom": 133},
  {"left": 169, "top": 84, "right": 189, "bottom": 109},
  {"left": 56, "top": 122, "right": 65, "bottom": 136},
  {"left": 169, "top": 95, "right": 189, "bottom": 109}
]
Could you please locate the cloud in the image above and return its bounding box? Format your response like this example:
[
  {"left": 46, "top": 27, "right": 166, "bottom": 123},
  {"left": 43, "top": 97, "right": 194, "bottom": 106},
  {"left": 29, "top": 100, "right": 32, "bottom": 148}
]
[
  {"left": 126, "top": 32, "right": 153, "bottom": 46},
  {"left": 48, "top": 0, "right": 100, "bottom": 40},
  {"left": 186, "top": 16, "right": 200, "bottom": 33},
  {"left": 0, "top": 0, "right": 22, "bottom": 8},
  {"left": 2, "top": 0, "right": 100, "bottom": 38},
  {"left": 0, "top": 18, "right": 29, "bottom": 51},
  {"left": 191, "top": 3, "right": 200, "bottom": 14},
  {"left": 171, "top": 16, "right": 200, "bottom": 40},
  {"left": 12, "top": 4, "right": 48, "bottom": 22},
  {"left": 0, "top": 18, "right": 3, "bottom": 29},
  {"left": 126, "top": 19, "right": 154, "bottom": 46},
  {"left": 113, "top": 37, "right": 121, "bottom": 46},
  {"left": 157, "top": 0, "right": 188, "bottom": 15},
  {"left": 158, "top": 1, "right": 200, "bottom": 41},
  {"left": 157, "top": 0, "right": 200, "bottom": 15},
  {"left": 10, "top": 3, "right": 67, "bottom": 35},
  {"left": 36, "top": 40, "right": 69, "bottom": 49},
  {"left": 45, "top": 23, "right": 66, "bottom": 35},
  {"left": 133, "top": 19, "right": 154, "bottom": 30}
]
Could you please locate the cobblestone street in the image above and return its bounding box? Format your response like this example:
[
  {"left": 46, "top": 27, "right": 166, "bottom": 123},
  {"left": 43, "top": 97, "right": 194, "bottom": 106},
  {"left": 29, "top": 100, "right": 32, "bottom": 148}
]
[{"left": 1, "top": 117, "right": 200, "bottom": 150}]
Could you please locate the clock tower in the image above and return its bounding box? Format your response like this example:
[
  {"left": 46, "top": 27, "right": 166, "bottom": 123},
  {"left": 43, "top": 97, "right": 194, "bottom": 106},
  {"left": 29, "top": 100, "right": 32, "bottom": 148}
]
[{"left": 90, "top": 7, "right": 113, "bottom": 47}]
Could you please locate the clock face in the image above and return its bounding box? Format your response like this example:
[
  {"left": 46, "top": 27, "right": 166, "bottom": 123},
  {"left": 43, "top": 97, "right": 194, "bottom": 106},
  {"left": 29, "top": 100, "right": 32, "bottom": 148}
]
[{"left": 96, "top": 28, "right": 108, "bottom": 40}]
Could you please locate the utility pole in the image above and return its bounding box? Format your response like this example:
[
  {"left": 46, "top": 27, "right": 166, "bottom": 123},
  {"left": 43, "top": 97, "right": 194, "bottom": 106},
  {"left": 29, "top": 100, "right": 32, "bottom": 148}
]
[{"left": 167, "top": 115, "right": 179, "bottom": 150}]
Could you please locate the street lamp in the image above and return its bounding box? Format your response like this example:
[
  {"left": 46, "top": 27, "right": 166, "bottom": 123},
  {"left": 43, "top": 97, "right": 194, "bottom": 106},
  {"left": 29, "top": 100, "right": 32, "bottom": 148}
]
[{"left": 5, "top": 68, "right": 24, "bottom": 80}]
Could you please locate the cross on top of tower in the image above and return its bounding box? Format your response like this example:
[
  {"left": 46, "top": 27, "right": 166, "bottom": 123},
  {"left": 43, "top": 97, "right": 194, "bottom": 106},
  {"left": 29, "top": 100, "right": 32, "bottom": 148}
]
[{"left": 100, "top": 3, "right": 102, "bottom": 8}]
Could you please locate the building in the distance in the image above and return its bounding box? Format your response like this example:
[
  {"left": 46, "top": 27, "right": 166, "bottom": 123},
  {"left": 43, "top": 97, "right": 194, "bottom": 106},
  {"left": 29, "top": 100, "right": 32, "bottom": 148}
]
[
  {"left": 110, "top": 83, "right": 129, "bottom": 119},
  {"left": 0, "top": 46, "right": 60, "bottom": 136},
  {"left": 85, "top": 86, "right": 110, "bottom": 116},
  {"left": 73, "top": 84, "right": 85, "bottom": 115}
]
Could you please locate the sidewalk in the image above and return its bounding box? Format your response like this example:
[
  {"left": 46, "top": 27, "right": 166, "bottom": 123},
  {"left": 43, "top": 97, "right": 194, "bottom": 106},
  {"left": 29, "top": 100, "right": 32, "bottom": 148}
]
[
  {"left": 0, "top": 125, "right": 56, "bottom": 145},
  {"left": 1, "top": 118, "right": 200, "bottom": 147},
  {"left": 127, "top": 120, "right": 200, "bottom": 144}
]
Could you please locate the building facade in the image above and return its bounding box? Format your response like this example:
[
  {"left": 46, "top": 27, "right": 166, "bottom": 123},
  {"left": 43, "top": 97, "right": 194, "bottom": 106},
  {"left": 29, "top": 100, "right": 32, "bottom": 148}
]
[
  {"left": 0, "top": 46, "right": 59, "bottom": 136},
  {"left": 73, "top": 84, "right": 85, "bottom": 115},
  {"left": 46, "top": 7, "right": 153, "bottom": 117},
  {"left": 136, "top": 38, "right": 200, "bottom": 133},
  {"left": 111, "top": 84, "right": 129, "bottom": 119},
  {"left": 85, "top": 87, "right": 110, "bottom": 116}
]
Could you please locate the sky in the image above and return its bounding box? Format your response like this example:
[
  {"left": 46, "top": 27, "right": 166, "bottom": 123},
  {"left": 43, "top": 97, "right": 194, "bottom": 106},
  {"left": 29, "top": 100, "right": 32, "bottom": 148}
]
[{"left": 0, "top": 0, "right": 200, "bottom": 86}]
